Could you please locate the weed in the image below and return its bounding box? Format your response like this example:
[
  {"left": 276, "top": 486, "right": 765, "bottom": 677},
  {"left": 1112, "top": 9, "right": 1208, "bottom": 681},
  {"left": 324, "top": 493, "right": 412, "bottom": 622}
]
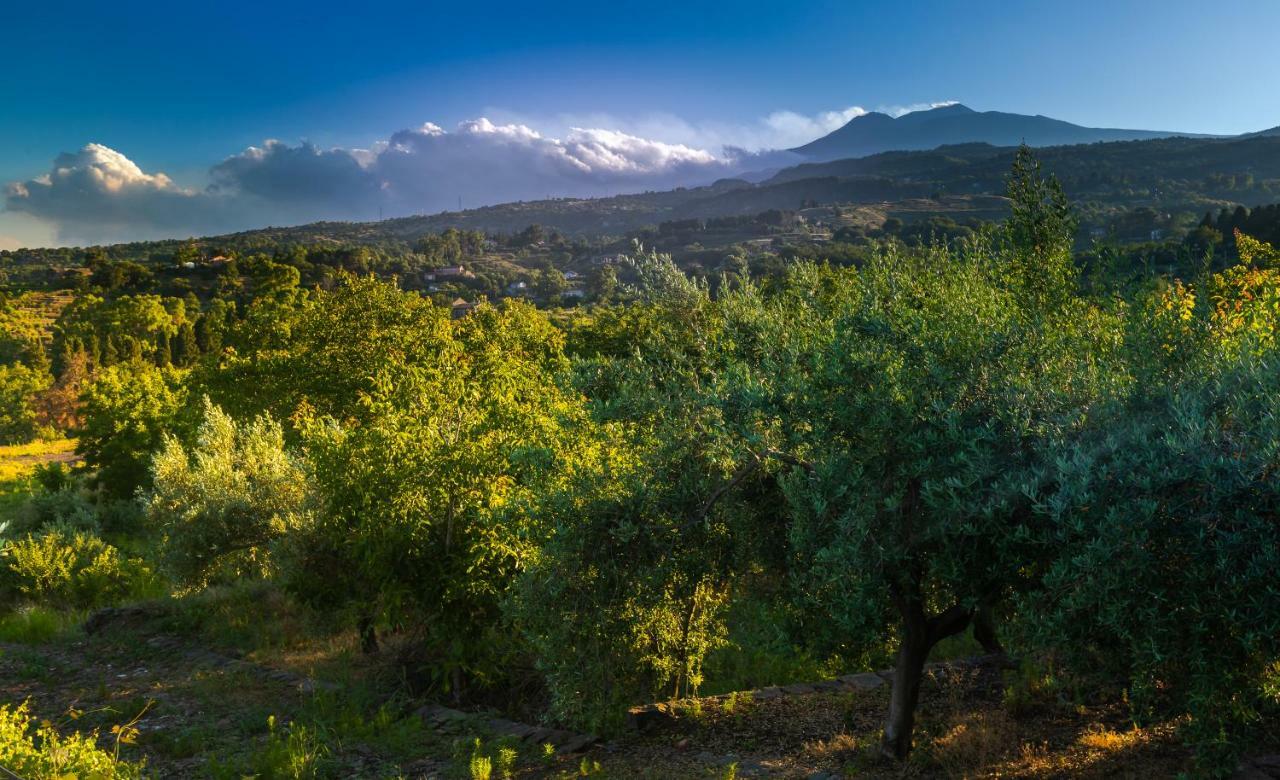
[
  {"left": 252, "top": 714, "right": 329, "bottom": 779},
  {"left": 0, "top": 699, "right": 144, "bottom": 779},
  {"left": 1003, "top": 659, "right": 1061, "bottom": 717}
]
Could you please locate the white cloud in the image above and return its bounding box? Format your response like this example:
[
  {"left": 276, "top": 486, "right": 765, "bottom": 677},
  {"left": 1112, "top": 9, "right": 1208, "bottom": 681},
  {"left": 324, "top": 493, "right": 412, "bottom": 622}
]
[
  {"left": 880, "top": 100, "right": 961, "bottom": 118},
  {"left": 1, "top": 103, "right": 898, "bottom": 244},
  {"left": 0, "top": 234, "right": 21, "bottom": 251},
  {"left": 3, "top": 143, "right": 223, "bottom": 244},
  {"left": 485, "top": 104, "right": 870, "bottom": 153}
]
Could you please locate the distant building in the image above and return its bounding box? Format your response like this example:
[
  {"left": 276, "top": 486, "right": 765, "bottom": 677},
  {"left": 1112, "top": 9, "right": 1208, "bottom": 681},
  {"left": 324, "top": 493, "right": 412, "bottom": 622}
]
[
  {"left": 451, "top": 298, "right": 477, "bottom": 318},
  {"left": 563, "top": 270, "right": 582, "bottom": 280},
  {"left": 592, "top": 253, "right": 627, "bottom": 266},
  {"left": 507, "top": 280, "right": 529, "bottom": 295}
]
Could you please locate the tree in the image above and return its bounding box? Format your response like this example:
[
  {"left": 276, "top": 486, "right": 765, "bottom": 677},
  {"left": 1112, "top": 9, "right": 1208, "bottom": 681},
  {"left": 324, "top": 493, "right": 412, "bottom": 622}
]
[
  {"left": 535, "top": 268, "right": 567, "bottom": 302},
  {"left": 0, "top": 362, "right": 51, "bottom": 444},
  {"left": 172, "top": 321, "right": 199, "bottom": 368},
  {"left": 769, "top": 246, "right": 1112, "bottom": 757},
  {"left": 1003, "top": 144, "right": 1079, "bottom": 307},
  {"left": 517, "top": 254, "right": 746, "bottom": 728},
  {"left": 586, "top": 264, "right": 618, "bottom": 304},
  {"left": 1021, "top": 234, "right": 1280, "bottom": 769},
  {"left": 192, "top": 273, "right": 436, "bottom": 427},
  {"left": 77, "top": 362, "right": 187, "bottom": 497},
  {"left": 294, "top": 298, "right": 586, "bottom": 687}
]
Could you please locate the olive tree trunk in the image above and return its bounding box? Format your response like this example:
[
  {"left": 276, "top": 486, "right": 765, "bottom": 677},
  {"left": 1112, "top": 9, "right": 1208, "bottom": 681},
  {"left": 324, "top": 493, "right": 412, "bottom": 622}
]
[{"left": 880, "top": 594, "right": 973, "bottom": 760}]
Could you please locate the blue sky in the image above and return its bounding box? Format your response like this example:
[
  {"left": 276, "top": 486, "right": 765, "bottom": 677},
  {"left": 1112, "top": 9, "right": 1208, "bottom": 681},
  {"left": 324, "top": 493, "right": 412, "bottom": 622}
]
[{"left": 4, "top": 0, "right": 1280, "bottom": 247}]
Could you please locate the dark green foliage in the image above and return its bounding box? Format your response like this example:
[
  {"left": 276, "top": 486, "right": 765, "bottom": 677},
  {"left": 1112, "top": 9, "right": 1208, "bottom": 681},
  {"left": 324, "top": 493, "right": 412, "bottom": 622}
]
[{"left": 1024, "top": 357, "right": 1280, "bottom": 768}]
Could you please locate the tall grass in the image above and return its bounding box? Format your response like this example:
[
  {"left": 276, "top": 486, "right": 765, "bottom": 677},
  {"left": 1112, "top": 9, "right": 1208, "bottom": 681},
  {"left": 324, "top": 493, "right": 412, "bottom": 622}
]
[{"left": 0, "top": 605, "right": 85, "bottom": 644}]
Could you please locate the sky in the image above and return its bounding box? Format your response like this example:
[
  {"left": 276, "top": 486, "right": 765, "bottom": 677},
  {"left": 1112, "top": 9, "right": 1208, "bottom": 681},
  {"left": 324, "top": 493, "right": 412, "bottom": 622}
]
[{"left": 3, "top": 0, "right": 1280, "bottom": 249}]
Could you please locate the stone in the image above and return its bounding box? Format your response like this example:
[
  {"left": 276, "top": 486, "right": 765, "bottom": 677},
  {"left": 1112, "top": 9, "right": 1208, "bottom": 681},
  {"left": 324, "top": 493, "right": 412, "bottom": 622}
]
[
  {"left": 840, "top": 672, "right": 885, "bottom": 690},
  {"left": 781, "top": 683, "right": 815, "bottom": 695},
  {"left": 557, "top": 733, "right": 598, "bottom": 754},
  {"left": 753, "top": 686, "right": 783, "bottom": 700},
  {"left": 626, "top": 704, "right": 677, "bottom": 733}
]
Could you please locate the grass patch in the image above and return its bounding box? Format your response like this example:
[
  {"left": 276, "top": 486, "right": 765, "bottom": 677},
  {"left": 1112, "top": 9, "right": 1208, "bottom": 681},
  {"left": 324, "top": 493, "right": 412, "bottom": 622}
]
[
  {"left": 0, "top": 438, "right": 78, "bottom": 482},
  {"left": 0, "top": 437, "right": 78, "bottom": 529},
  {"left": 0, "top": 605, "right": 84, "bottom": 644},
  {"left": 157, "top": 580, "right": 337, "bottom": 657}
]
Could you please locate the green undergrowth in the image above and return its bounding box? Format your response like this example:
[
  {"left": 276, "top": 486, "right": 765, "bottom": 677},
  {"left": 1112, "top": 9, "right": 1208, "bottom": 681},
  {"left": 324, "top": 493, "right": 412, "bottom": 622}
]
[
  {"left": 0, "top": 604, "right": 86, "bottom": 644},
  {"left": 153, "top": 580, "right": 342, "bottom": 657}
]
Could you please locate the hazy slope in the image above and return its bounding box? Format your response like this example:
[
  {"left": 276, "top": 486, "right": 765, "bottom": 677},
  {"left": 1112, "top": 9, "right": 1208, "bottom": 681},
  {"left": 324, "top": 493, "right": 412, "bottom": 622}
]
[{"left": 790, "top": 103, "right": 1199, "bottom": 161}]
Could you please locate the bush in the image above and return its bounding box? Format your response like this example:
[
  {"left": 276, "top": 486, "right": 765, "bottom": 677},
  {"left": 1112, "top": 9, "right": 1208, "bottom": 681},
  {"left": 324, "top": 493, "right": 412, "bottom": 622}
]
[
  {"left": 0, "top": 529, "right": 154, "bottom": 610},
  {"left": 6, "top": 485, "right": 99, "bottom": 539},
  {"left": 146, "top": 398, "right": 310, "bottom": 588},
  {"left": 33, "top": 461, "right": 73, "bottom": 493},
  {"left": 0, "top": 700, "right": 144, "bottom": 779}
]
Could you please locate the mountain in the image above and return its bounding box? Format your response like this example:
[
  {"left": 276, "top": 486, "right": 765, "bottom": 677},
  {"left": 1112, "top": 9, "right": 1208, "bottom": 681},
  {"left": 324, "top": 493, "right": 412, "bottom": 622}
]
[
  {"left": 1243, "top": 125, "right": 1280, "bottom": 139},
  {"left": 790, "top": 103, "right": 1202, "bottom": 161}
]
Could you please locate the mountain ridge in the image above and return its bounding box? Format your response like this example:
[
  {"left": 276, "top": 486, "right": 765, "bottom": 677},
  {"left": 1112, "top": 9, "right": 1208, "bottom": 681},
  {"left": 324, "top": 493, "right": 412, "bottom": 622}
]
[{"left": 790, "top": 103, "right": 1212, "bottom": 161}]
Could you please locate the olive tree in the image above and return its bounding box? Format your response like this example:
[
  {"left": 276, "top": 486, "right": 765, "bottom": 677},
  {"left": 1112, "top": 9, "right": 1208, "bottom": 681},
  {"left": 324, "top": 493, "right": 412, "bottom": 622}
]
[
  {"left": 1022, "top": 236, "right": 1280, "bottom": 769},
  {"left": 147, "top": 398, "right": 311, "bottom": 588},
  {"left": 776, "top": 154, "right": 1127, "bottom": 758}
]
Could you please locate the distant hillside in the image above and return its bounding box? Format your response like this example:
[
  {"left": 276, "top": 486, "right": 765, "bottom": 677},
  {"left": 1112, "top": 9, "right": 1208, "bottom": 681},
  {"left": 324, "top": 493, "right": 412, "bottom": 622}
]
[
  {"left": 7, "top": 132, "right": 1280, "bottom": 262},
  {"left": 789, "top": 103, "right": 1199, "bottom": 161}
]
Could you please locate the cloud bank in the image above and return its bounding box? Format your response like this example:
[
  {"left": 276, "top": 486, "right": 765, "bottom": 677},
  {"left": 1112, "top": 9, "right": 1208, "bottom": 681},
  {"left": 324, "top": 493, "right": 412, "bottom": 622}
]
[
  {"left": 5, "top": 121, "right": 763, "bottom": 245},
  {"left": 1, "top": 102, "right": 945, "bottom": 246}
]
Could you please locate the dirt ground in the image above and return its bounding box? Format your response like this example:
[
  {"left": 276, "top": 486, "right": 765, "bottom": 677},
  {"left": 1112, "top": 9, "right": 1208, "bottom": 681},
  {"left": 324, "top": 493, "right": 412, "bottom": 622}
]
[{"left": 0, "top": 604, "right": 1217, "bottom": 779}]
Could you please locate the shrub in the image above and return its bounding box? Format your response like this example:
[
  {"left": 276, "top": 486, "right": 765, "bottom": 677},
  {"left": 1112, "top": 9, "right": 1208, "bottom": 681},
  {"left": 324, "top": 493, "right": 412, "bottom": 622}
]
[
  {"left": 147, "top": 398, "right": 310, "bottom": 588},
  {"left": 6, "top": 485, "right": 99, "bottom": 539},
  {"left": 33, "top": 461, "right": 73, "bottom": 493},
  {"left": 0, "top": 700, "right": 144, "bottom": 779},
  {"left": 1, "top": 529, "right": 153, "bottom": 609}
]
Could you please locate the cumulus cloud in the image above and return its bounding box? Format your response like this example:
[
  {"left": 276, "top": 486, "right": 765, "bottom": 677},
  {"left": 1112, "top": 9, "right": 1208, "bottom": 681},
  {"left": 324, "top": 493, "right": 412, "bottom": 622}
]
[
  {"left": 3, "top": 102, "right": 942, "bottom": 244},
  {"left": 4, "top": 143, "right": 236, "bottom": 244},
  {"left": 5, "top": 119, "right": 758, "bottom": 243},
  {"left": 209, "top": 139, "right": 386, "bottom": 223},
  {"left": 366, "top": 119, "right": 730, "bottom": 212}
]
